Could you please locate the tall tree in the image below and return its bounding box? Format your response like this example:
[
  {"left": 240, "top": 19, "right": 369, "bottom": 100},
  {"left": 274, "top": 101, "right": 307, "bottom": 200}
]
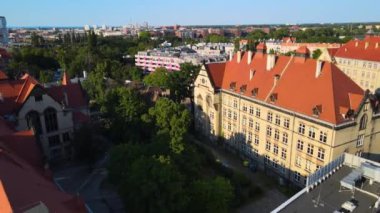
[{"left": 143, "top": 67, "right": 170, "bottom": 88}]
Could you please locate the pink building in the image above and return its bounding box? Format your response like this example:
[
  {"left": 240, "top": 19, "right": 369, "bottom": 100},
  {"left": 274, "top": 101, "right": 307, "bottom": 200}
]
[{"left": 135, "top": 52, "right": 183, "bottom": 72}]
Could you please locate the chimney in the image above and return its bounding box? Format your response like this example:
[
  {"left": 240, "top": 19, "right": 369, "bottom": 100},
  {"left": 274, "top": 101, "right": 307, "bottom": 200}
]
[
  {"left": 83, "top": 70, "right": 87, "bottom": 79},
  {"left": 63, "top": 91, "right": 69, "bottom": 106},
  {"left": 237, "top": 51, "right": 241, "bottom": 63},
  {"left": 365, "top": 42, "right": 369, "bottom": 49},
  {"left": 376, "top": 43, "right": 379, "bottom": 49},
  {"left": 249, "top": 69, "right": 255, "bottom": 80},
  {"left": 274, "top": 74, "right": 280, "bottom": 85},
  {"left": 229, "top": 51, "right": 233, "bottom": 61},
  {"left": 247, "top": 51, "right": 253, "bottom": 64},
  {"left": 315, "top": 60, "right": 323, "bottom": 78},
  {"left": 355, "top": 41, "right": 358, "bottom": 47},
  {"left": 266, "top": 54, "right": 276, "bottom": 71}
]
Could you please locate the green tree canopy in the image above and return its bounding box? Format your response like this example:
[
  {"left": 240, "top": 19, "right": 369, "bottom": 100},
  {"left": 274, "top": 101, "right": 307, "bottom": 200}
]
[{"left": 143, "top": 67, "right": 170, "bottom": 88}]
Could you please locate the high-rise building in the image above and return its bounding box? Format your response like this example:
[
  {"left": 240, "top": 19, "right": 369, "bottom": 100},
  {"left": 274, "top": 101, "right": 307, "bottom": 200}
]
[
  {"left": 0, "top": 16, "right": 9, "bottom": 46},
  {"left": 194, "top": 44, "right": 380, "bottom": 186}
]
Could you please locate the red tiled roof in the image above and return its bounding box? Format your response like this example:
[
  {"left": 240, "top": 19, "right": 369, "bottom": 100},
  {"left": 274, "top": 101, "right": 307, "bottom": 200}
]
[
  {"left": 205, "top": 63, "right": 226, "bottom": 89},
  {"left": 335, "top": 36, "right": 380, "bottom": 62},
  {"left": 47, "top": 83, "right": 88, "bottom": 109},
  {"left": 0, "top": 181, "right": 12, "bottom": 213},
  {"left": 205, "top": 50, "right": 364, "bottom": 125},
  {"left": 0, "top": 74, "right": 39, "bottom": 115},
  {"left": 0, "top": 119, "right": 86, "bottom": 213},
  {"left": 0, "top": 71, "right": 8, "bottom": 80}
]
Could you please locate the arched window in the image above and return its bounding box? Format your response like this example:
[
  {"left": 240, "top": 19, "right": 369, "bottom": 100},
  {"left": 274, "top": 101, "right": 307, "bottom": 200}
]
[
  {"left": 206, "top": 95, "right": 212, "bottom": 107},
  {"left": 359, "top": 114, "right": 368, "bottom": 130},
  {"left": 26, "top": 111, "right": 42, "bottom": 135},
  {"left": 44, "top": 108, "right": 58, "bottom": 132}
]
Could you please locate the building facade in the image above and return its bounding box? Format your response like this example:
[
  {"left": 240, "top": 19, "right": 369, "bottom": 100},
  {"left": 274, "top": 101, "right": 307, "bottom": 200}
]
[
  {"left": 0, "top": 16, "right": 8, "bottom": 46},
  {"left": 0, "top": 71, "right": 89, "bottom": 162},
  {"left": 194, "top": 44, "right": 380, "bottom": 186},
  {"left": 334, "top": 36, "right": 380, "bottom": 92}
]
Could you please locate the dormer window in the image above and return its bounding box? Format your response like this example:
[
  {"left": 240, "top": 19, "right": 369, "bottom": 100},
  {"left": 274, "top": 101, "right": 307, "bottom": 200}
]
[
  {"left": 312, "top": 105, "right": 322, "bottom": 117},
  {"left": 345, "top": 109, "right": 355, "bottom": 119},
  {"left": 240, "top": 85, "right": 247, "bottom": 93},
  {"left": 270, "top": 93, "right": 278, "bottom": 103},
  {"left": 230, "top": 82, "right": 236, "bottom": 90},
  {"left": 252, "top": 88, "right": 259, "bottom": 97}
]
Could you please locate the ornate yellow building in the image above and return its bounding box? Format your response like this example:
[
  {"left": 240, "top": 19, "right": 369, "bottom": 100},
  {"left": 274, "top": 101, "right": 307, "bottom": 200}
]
[
  {"left": 335, "top": 35, "right": 380, "bottom": 92},
  {"left": 194, "top": 44, "right": 380, "bottom": 186}
]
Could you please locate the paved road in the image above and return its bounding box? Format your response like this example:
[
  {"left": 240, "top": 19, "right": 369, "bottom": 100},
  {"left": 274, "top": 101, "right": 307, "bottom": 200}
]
[
  {"left": 53, "top": 155, "right": 124, "bottom": 213},
  {"left": 194, "top": 139, "right": 288, "bottom": 213}
]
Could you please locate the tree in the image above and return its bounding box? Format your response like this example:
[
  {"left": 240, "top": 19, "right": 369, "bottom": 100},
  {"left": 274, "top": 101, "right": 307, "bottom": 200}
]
[
  {"left": 101, "top": 87, "right": 147, "bottom": 143},
  {"left": 247, "top": 30, "right": 268, "bottom": 41},
  {"left": 205, "top": 34, "right": 228, "bottom": 43},
  {"left": 312, "top": 49, "right": 322, "bottom": 60},
  {"left": 168, "top": 63, "right": 200, "bottom": 103},
  {"left": 143, "top": 67, "right": 170, "bottom": 88},
  {"left": 117, "top": 156, "right": 189, "bottom": 213},
  {"left": 74, "top": 124, "right": 108, "bottom": 165},
  {"left": 146, "top": 98, "right": 191, "bottom": 154},
  {"left": 189, "top": 177, "right": 234, "bottom": 213}
]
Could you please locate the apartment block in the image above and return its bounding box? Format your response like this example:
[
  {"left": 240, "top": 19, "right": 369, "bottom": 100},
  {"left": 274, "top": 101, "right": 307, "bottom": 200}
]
[{"left": 194, "top": 44, "right": 380, "bottom": 186}]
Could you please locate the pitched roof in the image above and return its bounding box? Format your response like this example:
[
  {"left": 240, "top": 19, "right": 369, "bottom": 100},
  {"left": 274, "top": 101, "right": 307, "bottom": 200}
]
[
  {"left": 0, "top": 120, "right": 86, "bottom": 213},
  {"left": 205, "top": 63, "right": 226, "bottom": 89},
  {"left": 335, "top": 36, "right": 380, "bottom": 62},
  {"left": 47, "top": 83, "right": 88, "bottom": 109},
  {"left": 205, "top": 50, "right": 364, "bottom": 125}
]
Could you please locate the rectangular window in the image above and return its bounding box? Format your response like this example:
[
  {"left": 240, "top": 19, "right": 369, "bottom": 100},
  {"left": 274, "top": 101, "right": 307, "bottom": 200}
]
[
  {"left": 227, "top": 110, "right": 232, "bottom": 119},
  {"left": 223, "top": 108, "right": 227, "bottom": 117},
  {"left": 249, "top": 118, "right": 254, "bottom": 128},
  {"left": 273, "top": 144, "right": 279, "bottom": 155},
  {"left": 275, "top": 115, "right": 281, "bottom": 125},
  {"left": 62, "top": 132, "right": 70, "bottom": 142},
  {"left": 255, "top": 122, "right": 260, "bottom": 132},
  {"left": 317, "top": 148, "right": 325, "bottom": 161},
  {"left": 295, "top": 156, "right": 301, "bottom": 167},
  {"left": 272, "top": 160, "right": 279, "bottom": 168},
  {"left": 233, "top": 112, "right": 237, "bottom": 120},
  {"left": 233, "top": 99, "right": 238, "bottom": 108},
  {"left": 247, "top": 132, "right": 253, "bottom": 143},
  {"left": 256, "top": 108, "right": 261, "bottom": 117},
  {"left": 297, "top": 140, "right": 304, "bottom": 151},
  {"left": 34, "top": 95, "right": 43, "bottom": 102},
  {"left": 282, "top": 133, "right": 288, "bottom": 144},
  {"left": 266, "top": 126, "right": 272, "bottom": 137},
  {"left": 249, "top": 106, "right": 254, "bottom": 115},
  {"left": 307, "top": 144, "right": 314, "bottom": 155},
  {"left": 357, "top": 135, "right": 364, "bottom": 147},
  {"left": 253, "top": 148, "right": 259, "bottom": 158},
  {"left": 281, "top": 148, "right": 287, "bottom": 159},
  {"left": 319, "top": 131, "right": 327, "bottom": 143},
  {"left": 242, "top": 116, "right": 247, "bottom": 126},
  {"left": 227, "top": 123, "right": 232, "bottom": 131},
  {"left": 264, "top": 155, "right": 270, "bottom": 164},
  {"left": 298, "top": 123, "right": 305, "bottom": 134},
  {"left": 242, "top": 104, "right": 247, "bottom": 112},
  {"left": 305, "top": 160, "right": 312, "bottom": 172},
  {"left": 266, "top": 141, "right": 271, "bottom": 151},
  {"left": 308, "top": 127, "right": 316, "bottom": 139},
  {"left": 254, "top": 135, "right": 259, "bottom": 145},
  {"left": 267, "top": 112, "right": 273, "bottom": 122},
  {"left": 284, "top": 118, "right": 290, "bottom": 129},
  {"left": 274, "top": 129, "right": 280, "bottom": 141},
  {"left": 294, "top": 172, "right": 301, "bottom": 182}
]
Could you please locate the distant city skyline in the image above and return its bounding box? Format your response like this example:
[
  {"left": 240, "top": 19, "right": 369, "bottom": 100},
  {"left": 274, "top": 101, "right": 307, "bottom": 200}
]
[{"left": 2, "top": 0, "right": 380, "bottom": 27}]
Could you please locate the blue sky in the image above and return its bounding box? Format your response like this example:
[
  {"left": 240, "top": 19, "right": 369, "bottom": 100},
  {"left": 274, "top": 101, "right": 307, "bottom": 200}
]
[{"left": 1, "top": 0, "right": 380, "bottom": 27}]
